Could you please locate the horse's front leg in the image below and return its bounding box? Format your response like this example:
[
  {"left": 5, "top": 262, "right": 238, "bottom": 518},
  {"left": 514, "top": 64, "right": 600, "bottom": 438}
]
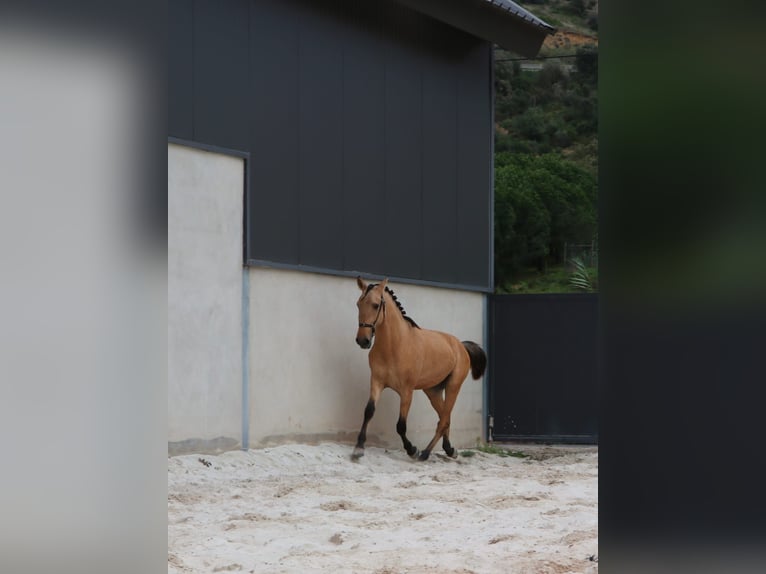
[
  {"left": 351, "top": 380, "right": 383, "bottom": 460},
  {"left": 396, "top": 388, "right": 419, "bottom": 459}
]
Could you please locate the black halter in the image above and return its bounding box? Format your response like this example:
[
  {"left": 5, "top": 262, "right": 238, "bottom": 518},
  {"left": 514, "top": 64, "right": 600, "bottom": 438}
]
[{"left": 358, "top": 293, "right": 386, "bottom": 337}]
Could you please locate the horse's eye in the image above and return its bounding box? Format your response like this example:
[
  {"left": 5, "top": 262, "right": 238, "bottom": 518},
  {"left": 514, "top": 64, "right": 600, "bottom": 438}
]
[{"left": 372, "top": 303, "right": 379, "bottom": 310}]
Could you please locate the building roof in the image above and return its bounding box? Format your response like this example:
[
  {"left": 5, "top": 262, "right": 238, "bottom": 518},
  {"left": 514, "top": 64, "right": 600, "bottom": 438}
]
[
  {"left": 485, "top": 0, "right": 556, "bottom": 33},
  {"left": 394, "top": 0, "right": 555, "bottom": 57}
]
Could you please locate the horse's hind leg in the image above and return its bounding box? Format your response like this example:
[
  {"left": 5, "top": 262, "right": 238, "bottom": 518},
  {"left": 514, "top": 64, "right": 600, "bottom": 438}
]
[
  {"left": 428, "top": 387, "right": 457, "bottom": 458},
  {"left": 396, "top": 389, "right": 419, "bottom": 459},
  {"left": 420, "top": 383, "right": 460, "bottom": 461},
  {"left": 441, "top": 427, "right": 457, "bottom": 458}
]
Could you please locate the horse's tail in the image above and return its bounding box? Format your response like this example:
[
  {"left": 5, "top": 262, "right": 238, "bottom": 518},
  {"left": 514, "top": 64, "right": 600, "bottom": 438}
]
[{"left": 462, "top": 341, "right": 487, "bottom": 380}]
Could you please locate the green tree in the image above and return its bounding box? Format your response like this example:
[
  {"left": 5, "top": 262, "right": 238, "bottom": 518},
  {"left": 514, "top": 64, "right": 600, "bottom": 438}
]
[
  {"left": 493, "top": 11, "right": 598, "bottom": 291},
  {"left": 495, "top": 157, "right": 551, "bottom": 282},
  {"left": 574, "top": 46, "right": 598, "bottom": 83},
  {"left": 567, "top": 0, "right": 587, "bottom": 17},
  {"left": 494, "top": 153, "right": 596, "bottom": 287}
]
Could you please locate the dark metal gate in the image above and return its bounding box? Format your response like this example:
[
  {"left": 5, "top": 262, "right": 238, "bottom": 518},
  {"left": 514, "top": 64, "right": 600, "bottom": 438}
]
[{"left": 488, "top": 294, "right": 598, "bottom": 443}]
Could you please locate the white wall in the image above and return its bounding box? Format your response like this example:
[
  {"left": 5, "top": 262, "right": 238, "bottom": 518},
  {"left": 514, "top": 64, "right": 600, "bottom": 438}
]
[
  {"left": 248, "top": 268, "right": 485, "bottom": 450},
  {"left": 168, "top": 143, "right": 486, "bottom": 454},
  {"left": 168, "top": 143, "right": 244, "bottom": 452}
]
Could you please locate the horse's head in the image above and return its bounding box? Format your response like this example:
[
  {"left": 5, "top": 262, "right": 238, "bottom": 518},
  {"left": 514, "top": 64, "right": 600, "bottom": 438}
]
[{"left": 355, "top": 276, "right": 388, "bottom": 349}]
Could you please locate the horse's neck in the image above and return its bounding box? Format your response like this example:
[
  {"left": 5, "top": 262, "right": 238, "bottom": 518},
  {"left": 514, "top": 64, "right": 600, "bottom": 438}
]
[{"left": 376, "top": 298, "right": 411, "bottom": 348}]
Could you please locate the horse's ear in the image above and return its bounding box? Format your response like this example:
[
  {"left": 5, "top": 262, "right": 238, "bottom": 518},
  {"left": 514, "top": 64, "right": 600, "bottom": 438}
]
[
  {"left": 379, "top": 278, "right": 389, "bottom": 291},
  {"left": 356, "top": 276, "right": 367, "bottom": 292}
]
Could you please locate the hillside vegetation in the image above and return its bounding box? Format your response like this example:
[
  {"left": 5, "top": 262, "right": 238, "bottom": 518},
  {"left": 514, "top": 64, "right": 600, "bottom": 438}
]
[
  {"left": 521, "top": 0, "right": 598, "bottom": 39},
  {"left": 493, "top": 0, "right": 598, "bottom": 293}
]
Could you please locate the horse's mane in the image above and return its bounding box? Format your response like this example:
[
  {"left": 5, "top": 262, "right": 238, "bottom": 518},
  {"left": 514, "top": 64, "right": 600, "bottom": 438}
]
[{"left": 365, "top": 283, "right": 420, "bottom": 328}]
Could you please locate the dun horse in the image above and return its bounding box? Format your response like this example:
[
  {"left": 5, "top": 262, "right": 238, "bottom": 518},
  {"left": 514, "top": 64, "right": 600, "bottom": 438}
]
[{"left": 352, "top": 277, "right": 487, "bottom": 461}]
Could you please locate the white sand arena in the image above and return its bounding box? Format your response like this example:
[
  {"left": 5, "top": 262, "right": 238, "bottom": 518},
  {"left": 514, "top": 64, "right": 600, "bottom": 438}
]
[{"left": 168, "top": 443, "right": 597, "bottom": 574}]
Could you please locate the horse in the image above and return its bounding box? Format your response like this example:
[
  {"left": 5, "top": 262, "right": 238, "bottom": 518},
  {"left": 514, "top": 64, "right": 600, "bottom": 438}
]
[{"left": 351, "top": 277, "right": 487, "bottom": 461}]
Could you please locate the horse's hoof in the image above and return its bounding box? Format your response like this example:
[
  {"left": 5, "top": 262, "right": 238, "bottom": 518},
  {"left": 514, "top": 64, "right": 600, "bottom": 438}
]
[
  {"left": 351, "top": 448, "right": 364, "bottom": 461},
  {"left": 418, "top": 450, "right": 430, "bottom": 461},
  {"left": 408, "top": 448, "right": 420, "bottom": 460},
  {"left": 447, "top": 449, "right": 458, "bottom": 459}
]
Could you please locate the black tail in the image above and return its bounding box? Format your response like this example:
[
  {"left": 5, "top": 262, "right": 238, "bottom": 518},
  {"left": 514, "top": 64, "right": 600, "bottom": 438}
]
[{"left": 462, "top": 341, "right": 487, "bottom": 380}]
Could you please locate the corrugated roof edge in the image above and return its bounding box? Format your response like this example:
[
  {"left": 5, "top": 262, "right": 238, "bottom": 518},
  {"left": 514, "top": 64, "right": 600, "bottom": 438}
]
[{"left": 487, "top": 0, "right": 557, "bottom": 34}]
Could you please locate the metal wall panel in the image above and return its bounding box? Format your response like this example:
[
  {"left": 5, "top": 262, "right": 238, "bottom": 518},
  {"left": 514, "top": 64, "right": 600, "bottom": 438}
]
[
  {"left": 168, "top": 0, "right": 194, "bottom": 140},
  {"left": 341, "top": 1, "right": 388, "bottom": 275},
  {"left": 383, "top": 4, "right": 424, "bottom": 280},
  {"left": 456, "top": 40, "right": 492, "bottom": 287},
  {"left": 249, "top": 0, "right": 300, "bottom": 263},
  {"left": 421, "top": 19, "right": 459, "bottom": 284},
  {"left": 193, "top": 0, "right": 250, "bottom": 151},
  {"left": 168, "top": 0, "right": 494, "bottom": 291},
  {"left": 489, "top": 294, "right": 599, "bottom": 442},
  {"left": 297, "top": 3, "right": 345, "bottom": 269}
]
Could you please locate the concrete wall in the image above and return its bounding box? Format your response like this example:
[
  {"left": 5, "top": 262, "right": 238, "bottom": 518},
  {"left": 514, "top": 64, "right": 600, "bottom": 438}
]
[
  {"left": 168, "top": 143, "right": 244, "bottom": 453},
  {"left": 168, "top": 143, "right": 486, "bottom": 454},
  {"left": 248, "top": 268, "right": 485, "bottom": 450}
]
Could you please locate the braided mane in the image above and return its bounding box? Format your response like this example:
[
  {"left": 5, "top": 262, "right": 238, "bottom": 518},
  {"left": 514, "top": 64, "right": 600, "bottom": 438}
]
[{"left": 364, "top": 283, "right": 420, "bottom": 328}]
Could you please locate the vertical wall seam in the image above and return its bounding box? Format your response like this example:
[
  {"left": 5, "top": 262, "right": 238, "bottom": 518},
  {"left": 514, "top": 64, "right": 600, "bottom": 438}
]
[
  {"left": 340, "top": 27, "right": 346, "bottom": 272},
  {"left": 484, "top": 43, "right": 495, "bottom": 440},
  {"left": 241, "top": 266, "right": 250, "bottom": 450},
  {"left": 419, "top": 59, "right": 424, "bottom": 279},
  {"left": 483, "top": 293, "right": 490, "bottom": 443},
  {"left": 191, "top": 0, "right": 196, "bottom": 140},
  {"left": 241, "top": 2, "right": 253, "bottom": 450},
  {"left": 244, "top": 1, "right": 252, "bottom": 265},
  {"left": 382, "top": 18, "right": 387, "bottom": 275},
  {"left": 296, "top": 16, "right": 302, "bottom": 265},
  {"left": 454, "top": 66, "right": 460, "bottom": 285},
  {"left": 488, "top": 43, "right": 495, "bottom": 290}
]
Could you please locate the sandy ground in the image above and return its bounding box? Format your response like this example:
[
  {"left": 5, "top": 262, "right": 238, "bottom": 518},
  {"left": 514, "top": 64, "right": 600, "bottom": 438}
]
[{"left": 168, "top": 443, "right": 598, "bottom": 574}]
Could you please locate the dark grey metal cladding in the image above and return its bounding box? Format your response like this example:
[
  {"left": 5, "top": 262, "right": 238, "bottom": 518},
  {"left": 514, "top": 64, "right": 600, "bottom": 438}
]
[
  {"left": 193, "top": 0, "right": 250, "bottom": 150},
  {"left": 249, "top": 0, "right": 301, "bottom": 264},
  {"left": 168, "top": 0, "right": 493, "bottom": 290},
  {"left": 489, "top": 294, "right": 599, "bottom": 442},
  {"left": 341, "top": 0, "right": 388, "bottom": 275},
  {"left": 297, "top": 1, "right": 345, "bottom": 269},
  {"left": 168, "top": 0, "right": 194, "bottom": 140},
  {"left": 382, "top": 1, "right": 425, "bottom": 280},
  {"left": 456, "top": 40, "right": 492, "bottom": 287},
  {"left": 421, "top": 18, "right": 460, "bottom": 284}
]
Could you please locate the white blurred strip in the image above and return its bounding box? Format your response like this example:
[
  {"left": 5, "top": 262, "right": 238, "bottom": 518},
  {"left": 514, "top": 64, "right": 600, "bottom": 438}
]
[{"left": 0, "top": 22, "right": 165, "bottom": 574}]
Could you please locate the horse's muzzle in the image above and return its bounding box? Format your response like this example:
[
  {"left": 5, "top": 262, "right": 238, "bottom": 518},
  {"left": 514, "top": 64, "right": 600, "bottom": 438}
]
[{"left": 356, "top": 336, "right": 371, "bottom": 349}]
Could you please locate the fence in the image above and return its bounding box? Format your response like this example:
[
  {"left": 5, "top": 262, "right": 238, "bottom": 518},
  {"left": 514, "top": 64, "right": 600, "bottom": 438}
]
[{"left": 564, "top": 241, "right": 598, "bottom": 268}]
